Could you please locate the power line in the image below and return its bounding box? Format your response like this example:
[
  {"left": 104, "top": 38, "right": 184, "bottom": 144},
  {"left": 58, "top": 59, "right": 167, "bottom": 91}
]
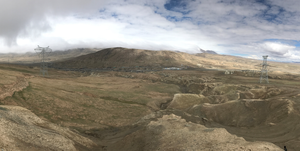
[
  {"left": 34, "top": 45, "right": 52, "bottom": 77},
  {"left": 260, "top": 55, "right": 269, "bottom": 83}
]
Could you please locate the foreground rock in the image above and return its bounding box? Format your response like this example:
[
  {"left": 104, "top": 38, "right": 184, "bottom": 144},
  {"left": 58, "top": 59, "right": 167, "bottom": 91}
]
[
  {"left": 0, "top": 105, "right": 95, "bottom": 151},
  {"left": 108, "top": 114, "right": 282, "bottom": 151}
]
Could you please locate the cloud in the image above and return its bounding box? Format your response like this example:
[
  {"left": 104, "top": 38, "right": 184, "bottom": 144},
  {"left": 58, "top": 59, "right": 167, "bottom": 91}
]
[
  {"left": 259, "top": 42, "right": 295, "bottom": 56},
  {"left": 0, "top": 0, "right": 108, "bottom": 46},
  {"left": 226, "top": 41, "right": 300, "bottom": 62},
  {"left": 28, "top": 1, "right": 222, "bottom": 54},
  {"left": 1, "top": 0, "right": 300, "bottom": 61}
]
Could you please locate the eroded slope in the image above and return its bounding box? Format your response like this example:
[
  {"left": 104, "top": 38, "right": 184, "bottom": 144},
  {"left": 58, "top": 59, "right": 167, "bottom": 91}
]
[
  {"left": 109, "top": 114, "right": 282, "bottom": 151},
  {"left": 0, "top": 105, "right": 95, "bottom": 151},
  {"left": 167, "top": 83, "right": 300, "bottom": 151}
]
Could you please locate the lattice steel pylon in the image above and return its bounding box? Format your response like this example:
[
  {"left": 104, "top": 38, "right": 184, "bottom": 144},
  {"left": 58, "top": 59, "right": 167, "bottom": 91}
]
[
  {"left": 260, "top": 55, "right": 269, "bottom": 83},
  {"left": 34, "top": 45, "right": 52, "bottom": 77}
]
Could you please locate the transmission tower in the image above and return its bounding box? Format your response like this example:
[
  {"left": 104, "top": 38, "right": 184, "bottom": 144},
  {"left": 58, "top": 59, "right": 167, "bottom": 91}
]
[
  {"left": 260, "top": 55, "right": 269, "bottom": 83},
  {"left": 34, "top": 45, "right": 52, "bottom": 77}
]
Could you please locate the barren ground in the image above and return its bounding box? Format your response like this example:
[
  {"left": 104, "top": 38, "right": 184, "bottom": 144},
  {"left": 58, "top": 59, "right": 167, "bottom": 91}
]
[{"left": 0, "top": 56, "right": 299, "bottom": 150}]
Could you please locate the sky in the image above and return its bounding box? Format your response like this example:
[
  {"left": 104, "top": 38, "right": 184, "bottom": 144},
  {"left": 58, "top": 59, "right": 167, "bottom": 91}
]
[{"left": 1, "top": 0, "right": 300, "bottom": 62}]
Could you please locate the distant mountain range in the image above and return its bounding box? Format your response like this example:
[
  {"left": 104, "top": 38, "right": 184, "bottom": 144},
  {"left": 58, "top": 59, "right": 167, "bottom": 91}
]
[{"left": 0, "top": 48, "right": 100, "bottom": 64}]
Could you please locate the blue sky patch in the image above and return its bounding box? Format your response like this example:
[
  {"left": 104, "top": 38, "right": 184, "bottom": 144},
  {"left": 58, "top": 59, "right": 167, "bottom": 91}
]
[
  {"left": 164, "top": 0, "right": 191, "bottom": 14},
  {"left": 166, "top": 16, "right": 192, "bottom": 22}
]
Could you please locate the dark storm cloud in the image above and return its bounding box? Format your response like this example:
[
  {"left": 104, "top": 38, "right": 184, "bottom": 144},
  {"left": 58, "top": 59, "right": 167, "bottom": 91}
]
[{"left": 0, "top": 0, "right": 108, "bottom": 46}]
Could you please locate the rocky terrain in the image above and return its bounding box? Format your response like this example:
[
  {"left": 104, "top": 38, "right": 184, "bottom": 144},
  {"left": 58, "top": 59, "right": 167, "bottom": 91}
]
[
  {"left": 1, "top": 47, "right": 300, "bottom": 150},
  {"left": 164, "top": 83, "right": 300, "bottom": 151}
]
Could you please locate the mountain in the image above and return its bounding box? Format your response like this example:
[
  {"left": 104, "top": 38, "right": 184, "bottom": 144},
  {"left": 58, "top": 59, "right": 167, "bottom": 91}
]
[
  {"left": 52, "top": 47, "right": 205, "bottom": 69},
  {"left": 51, "top": 47, "right": 300, "bottom": 75},
  {"left": 1, "top": 46, "right": 300, "bottom": 75}
]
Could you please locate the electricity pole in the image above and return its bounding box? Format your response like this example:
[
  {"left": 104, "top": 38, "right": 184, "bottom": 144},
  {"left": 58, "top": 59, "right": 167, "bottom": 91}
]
[
  {"left": 34, "top": 45, "right": 52, "bottom": 77},
  {"left": 260, "top": 55, "right": 269, "bottom": 83}
]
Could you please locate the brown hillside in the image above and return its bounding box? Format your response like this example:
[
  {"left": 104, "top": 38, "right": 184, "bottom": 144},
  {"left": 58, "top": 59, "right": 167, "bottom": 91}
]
[
  {"left": 52, "top": 47, "right": 204, "bottom": 69},
  {"left": 51, "top": 47, "right": 300, "bottom": 76}
]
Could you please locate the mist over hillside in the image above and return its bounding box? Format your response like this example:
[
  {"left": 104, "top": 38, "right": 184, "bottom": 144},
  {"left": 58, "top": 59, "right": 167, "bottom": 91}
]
[{"left": 0, "top": 48, "right": 100, "bottom": 64}]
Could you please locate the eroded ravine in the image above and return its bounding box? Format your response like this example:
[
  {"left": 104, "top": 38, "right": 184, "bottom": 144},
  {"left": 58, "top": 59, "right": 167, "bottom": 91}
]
[{"left": 166, "top": 83, "right": 300, "bottom": 151}]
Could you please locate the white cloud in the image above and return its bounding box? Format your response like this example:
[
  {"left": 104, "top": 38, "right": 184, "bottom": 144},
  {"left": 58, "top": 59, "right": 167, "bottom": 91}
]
[
  {"left": 0, "top": 1, "right": 222, "bottom": 53},
  {"left": 260, "top": 42, "right": 295, "bottom": 55},
  {"left": 225, "top": 41, "right": 300, "bottom": 62},
  {"left": 1, "top": 0, "right": 300, "bottom": 61},
  {"left": 0, "top": 0, "right": 109, "bottom": 46}
]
